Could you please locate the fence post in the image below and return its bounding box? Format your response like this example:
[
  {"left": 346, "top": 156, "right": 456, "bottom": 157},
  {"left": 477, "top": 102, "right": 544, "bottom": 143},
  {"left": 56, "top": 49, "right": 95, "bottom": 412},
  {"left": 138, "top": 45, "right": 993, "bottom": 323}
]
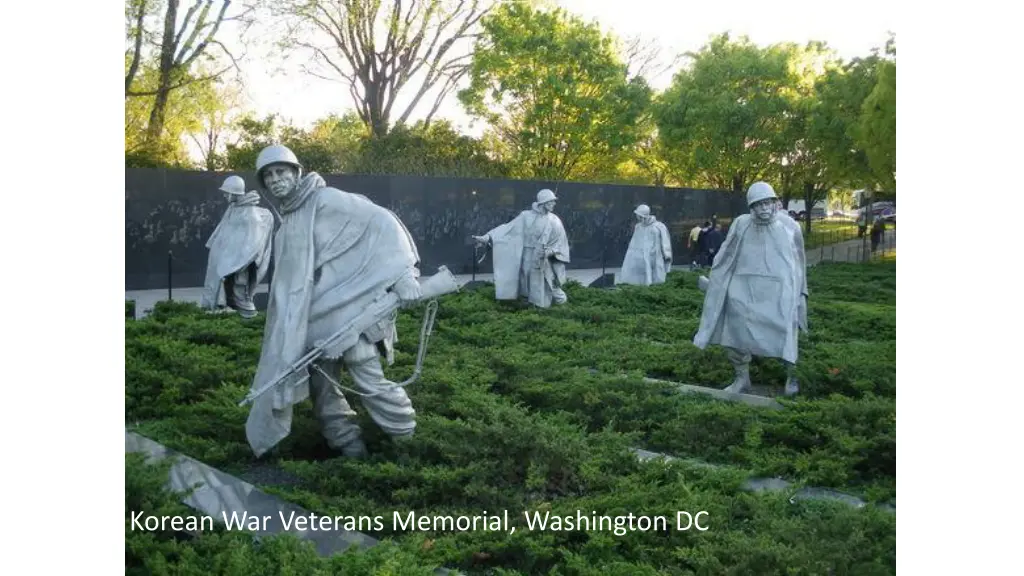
[
  {"left": 167, "top": 250, "right": 173, "bottom": 301},
  {"left": 601, "top": 226, "right": 608, "bottom": 279},
  {"left": 471, "top": 243, "right": 477, "bottom": 283}
]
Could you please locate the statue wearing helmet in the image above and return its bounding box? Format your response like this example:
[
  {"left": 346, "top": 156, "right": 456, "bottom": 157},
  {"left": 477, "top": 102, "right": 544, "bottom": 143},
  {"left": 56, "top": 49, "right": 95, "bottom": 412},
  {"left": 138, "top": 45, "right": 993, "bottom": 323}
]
[
  {"left": 693, "top": 181, "right": 809, "bottom": 397},
  {"left": 199, "top": 175, "right": 274, "bottom": 318},
  {"left": 244, "top": 144, "right": 429, "bottom": 460},
  {"left": 617, "top": 204, "right": 673, "bottom": 286},
  {"left": 472, "top": 188, "right": 571, "bottom": 308}
]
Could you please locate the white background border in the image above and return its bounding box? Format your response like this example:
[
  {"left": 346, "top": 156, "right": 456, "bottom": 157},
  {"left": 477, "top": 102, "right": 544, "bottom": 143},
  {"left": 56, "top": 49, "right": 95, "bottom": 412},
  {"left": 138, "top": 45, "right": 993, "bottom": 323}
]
[{"left": 4, "top": 1, "right": 998, "bottom": 573}]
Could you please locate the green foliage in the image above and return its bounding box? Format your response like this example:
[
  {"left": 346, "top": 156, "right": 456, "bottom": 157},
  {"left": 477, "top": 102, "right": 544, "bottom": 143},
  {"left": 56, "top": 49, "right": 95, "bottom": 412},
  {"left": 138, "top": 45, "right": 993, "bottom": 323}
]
[
  {"left": 224, "top": 112, "right": 368, "bottom": 175},
  {"left": 459, "top": 2, "right": 652, "bottom": 181},
  {"left": 125, "top": 63, "right": 231, "bottom": 168},
  {"left": 127, "top": 261, "right": 896, "bottom": 573},
  {"left": 806, "top": 55, "right": 881, "bottom": 190},
  {"left": 859, "top": 58, "right": 896, "bottom": 191},
  {"left": 351, "top": 121, "right": 511, "bottom": 178},
  {"left": 223, "top": 114, "right": 509, "bottom": 179}
]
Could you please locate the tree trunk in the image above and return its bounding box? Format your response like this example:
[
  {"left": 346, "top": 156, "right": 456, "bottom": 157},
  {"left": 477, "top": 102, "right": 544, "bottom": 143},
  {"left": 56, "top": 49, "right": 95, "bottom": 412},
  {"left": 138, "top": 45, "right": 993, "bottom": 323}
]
[
  {"left": 732, "top": 174, "right": 744, "bottom": 194},
  {"left": 802, "top": 181, "right": 814, "bottom": 234},
  {"left": 143, "top": 0, "right": 179, "bottom": 152},
  {"left": 145, "top": 80, "right": 172, "bottom": 148}
]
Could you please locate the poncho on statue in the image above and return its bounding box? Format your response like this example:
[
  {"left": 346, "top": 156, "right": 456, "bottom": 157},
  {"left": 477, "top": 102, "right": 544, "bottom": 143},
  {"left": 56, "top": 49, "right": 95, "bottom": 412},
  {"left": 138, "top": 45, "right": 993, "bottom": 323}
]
[
  {"left": 618, "top": 214, "right": 672, "bottom": 285},
  {"left": 692, "top": 213, "right": 808, "bottom": 364},
  {"left": 199, "top": 192, "right": 274, "bottom": 310},
  {"left": 485, "top": 204, "right": 570, "bottom": 308},
  {"left": 245, "top": 173, "right": 420, "bottom": 457}
]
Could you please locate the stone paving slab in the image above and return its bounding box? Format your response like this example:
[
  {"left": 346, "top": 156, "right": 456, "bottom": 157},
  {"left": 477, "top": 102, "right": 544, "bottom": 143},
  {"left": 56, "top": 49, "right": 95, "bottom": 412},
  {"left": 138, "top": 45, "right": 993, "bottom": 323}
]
[
  {"left": 126, "top": 267, "right": 620, "bottom": 319},
  {"left": 588, "top": 369, "right": 785, "bottom": 410},
  {"left": 642, "top": 376, "right": 785, "bottom": 410},
  {"left": 629, "top": 447, "right": 895, "bottom": 513},
  {"left": 126, "top": 430, "right": 458, "bottom": 574}
]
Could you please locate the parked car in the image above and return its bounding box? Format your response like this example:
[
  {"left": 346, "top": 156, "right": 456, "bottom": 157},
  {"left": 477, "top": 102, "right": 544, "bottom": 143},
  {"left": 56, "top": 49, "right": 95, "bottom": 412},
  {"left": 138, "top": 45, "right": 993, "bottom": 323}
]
[
  {"left": 794, "top": 207, "right": 827, "bottom": 220},
  {"left": 856, "top": 202, "right": 895, "bottom": 224}
]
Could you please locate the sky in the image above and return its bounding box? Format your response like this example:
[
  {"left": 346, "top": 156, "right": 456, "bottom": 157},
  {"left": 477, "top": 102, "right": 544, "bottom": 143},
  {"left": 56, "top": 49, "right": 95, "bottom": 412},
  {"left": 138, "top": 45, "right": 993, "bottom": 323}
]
[{"left": 221, "top": 0, "right": 895, "bottom": 136}]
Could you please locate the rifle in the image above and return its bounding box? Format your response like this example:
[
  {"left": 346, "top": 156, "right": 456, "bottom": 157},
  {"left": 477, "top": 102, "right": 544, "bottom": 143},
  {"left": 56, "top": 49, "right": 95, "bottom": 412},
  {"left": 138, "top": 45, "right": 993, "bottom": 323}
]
[
  {"left": 238, "top": 265, "right": 460, "bottom": 406},
  {"left": 470, "top": 235, "right": 490, "bottom": 265}
]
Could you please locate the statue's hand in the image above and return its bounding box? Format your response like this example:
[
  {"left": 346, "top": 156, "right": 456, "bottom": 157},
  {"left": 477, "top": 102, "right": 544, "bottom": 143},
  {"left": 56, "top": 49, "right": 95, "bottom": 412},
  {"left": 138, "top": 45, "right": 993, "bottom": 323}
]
[
  {"left": 393, "top": 272, "right": 423, "bottom": 304},
  {"left": 472, "top": 235, "right": 488, "bottom": 246},
  {"left": 697, "top": 275, "right": 710, "bottom": 292}
]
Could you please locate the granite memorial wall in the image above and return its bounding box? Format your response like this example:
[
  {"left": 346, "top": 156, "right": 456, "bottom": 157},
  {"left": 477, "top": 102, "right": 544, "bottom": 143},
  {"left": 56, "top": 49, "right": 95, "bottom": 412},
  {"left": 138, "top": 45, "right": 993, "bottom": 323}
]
[{"left": 126, "top": 168, "right": 747, "bottom": 290}]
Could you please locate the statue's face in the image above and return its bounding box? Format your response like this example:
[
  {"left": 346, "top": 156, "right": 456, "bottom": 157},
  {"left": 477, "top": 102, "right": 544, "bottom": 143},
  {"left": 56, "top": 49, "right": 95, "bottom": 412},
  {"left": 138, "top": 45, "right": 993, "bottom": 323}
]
[
  {"left": 751, "top": 198, "right": 776, "bottom": 222},
  {"left": 263, "top": 164, "right": 298, "bottom": 199},
  {"left": 541, "top": 201, "right": 556, "bottom": 213},
  {"left": 223, "top": 192, "right": 234, "bottom": 203}
]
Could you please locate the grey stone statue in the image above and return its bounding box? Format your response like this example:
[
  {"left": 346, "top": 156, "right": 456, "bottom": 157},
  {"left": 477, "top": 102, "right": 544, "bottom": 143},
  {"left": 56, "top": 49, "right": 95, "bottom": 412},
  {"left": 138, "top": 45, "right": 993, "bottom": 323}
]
[
  {"left": 693, "top": 182, "right": 809, "bottom": 396},
  {"left": 617, "top": 204, "right": 673, "bottom": 286},
  {"left": 199, "top": 175, "right": 274, "bottom": 318},
  {"left": 472, "top": 188, "right": 571, "bottom": 308},
  {"left": 244, "top": 144, "right": 429, "bottom": 459}
]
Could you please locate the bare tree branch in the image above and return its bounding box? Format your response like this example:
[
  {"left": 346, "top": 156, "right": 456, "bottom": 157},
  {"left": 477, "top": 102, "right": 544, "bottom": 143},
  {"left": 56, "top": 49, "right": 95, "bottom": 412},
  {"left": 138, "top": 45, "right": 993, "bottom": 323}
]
[
  {"left": 172, "top": 0, "right": 207, "bottom": 55},
  {"left": 621, "top": 33, "right": 682, "bottom": 81},
  {"left": 178, "top": 0, "right": 233, "bottom": 71},
  {"left": 279, "top": 0, "right": 498, "bottom": 137},
  {"left": 126, "top": 65, "right": 233, "bottom": 96}
]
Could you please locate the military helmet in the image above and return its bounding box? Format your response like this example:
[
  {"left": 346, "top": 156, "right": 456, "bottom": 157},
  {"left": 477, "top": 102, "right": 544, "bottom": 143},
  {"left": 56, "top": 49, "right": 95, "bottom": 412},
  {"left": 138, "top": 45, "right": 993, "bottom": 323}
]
[
  {"left": 746, "top": 181, "right": 777, "bottom": 206},
  {"left": 536, "top": 188, "right": 557, "bottom": 204},
  {"left": 255, "top": 144, "right": 303, "bottom": 183},
  {"left": 219, "top": 175, "right": 246, "bottom": 196}
]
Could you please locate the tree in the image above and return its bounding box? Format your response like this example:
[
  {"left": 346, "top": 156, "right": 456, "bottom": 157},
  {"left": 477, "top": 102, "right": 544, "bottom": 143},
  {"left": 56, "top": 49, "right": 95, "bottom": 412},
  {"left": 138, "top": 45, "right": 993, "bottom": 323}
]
[
  {"left": 274, "top": 0, "right": 499, "bottom": 138},
  {"left": 773, "top": 41, "right": 840, "bottom": 231},
  {"left": 806, "top": 54, "right": 881, "bottom": 191},
  {"left": 126, "top": 61, "right": 229, "bottom": 168},
  {"left": 858, "top": 38, "right": 896, "bottom": 192},
  {"left": 125, "top": 0, "right": 257, "bottom": 156},
  {"left": 653, "top": 33, "right": 796, "bottom": 193},
  {"left": 585, "top": 34, "right": 684, "bottom": 186},
  {"left": 458, "top": 3, "right": 651, "bottom": 181},
  {"left": 188, "top": 81, "right": 245, "bottom": 170}
]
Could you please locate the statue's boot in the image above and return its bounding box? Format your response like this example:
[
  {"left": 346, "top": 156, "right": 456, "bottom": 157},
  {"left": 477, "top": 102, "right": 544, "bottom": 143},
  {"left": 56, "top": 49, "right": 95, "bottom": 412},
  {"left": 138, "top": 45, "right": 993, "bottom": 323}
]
[
  {"left": 339, "top": 438, "right": 368, "bottom": 459},
  {"left": 723, "top": 348, "right": 752, "bottom": 394},
  {"left": 783, "top": 362, "right": 800, "bottom": 397}
]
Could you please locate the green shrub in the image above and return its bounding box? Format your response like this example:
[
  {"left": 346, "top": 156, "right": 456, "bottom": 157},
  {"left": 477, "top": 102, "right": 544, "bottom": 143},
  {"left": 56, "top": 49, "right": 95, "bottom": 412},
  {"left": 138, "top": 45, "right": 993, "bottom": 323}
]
[
  {"left": 126, "top": 260, "right": 897, "bottom": 573},
  {"left": 125, "top": 453, "right": 440, "bottom": 574}
]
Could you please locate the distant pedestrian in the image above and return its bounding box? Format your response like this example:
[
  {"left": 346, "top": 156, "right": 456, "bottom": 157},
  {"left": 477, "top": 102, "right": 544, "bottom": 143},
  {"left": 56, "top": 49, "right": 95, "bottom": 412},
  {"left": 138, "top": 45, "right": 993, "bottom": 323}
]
[
  {"left": 870, "top": 218, "right": 886, "bottom": 252},
  {"left": 688, "top": 223, "right": 703, "bottom": 266},
  {"left": 696, "top": 221, "right": 712, "bottom": 266},
  {"left": 703, "top": 224, "right": 724, "bottom": 265}
]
